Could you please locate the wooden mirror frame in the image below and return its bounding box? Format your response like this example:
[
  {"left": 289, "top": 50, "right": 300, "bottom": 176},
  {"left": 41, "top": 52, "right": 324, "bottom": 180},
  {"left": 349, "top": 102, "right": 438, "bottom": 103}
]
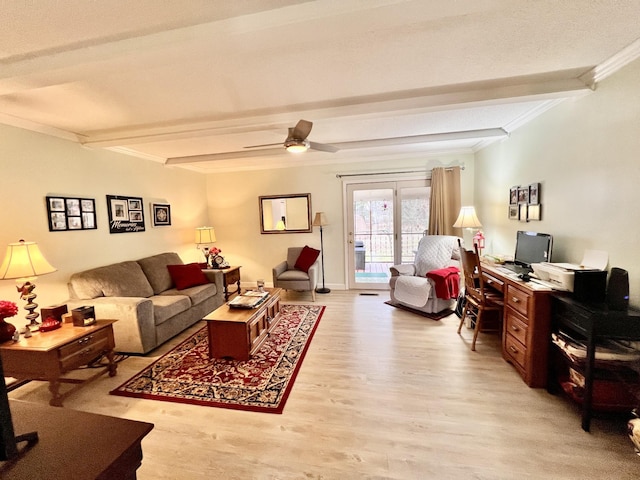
[{"left": 259, "top": 193, "right": 312, "bottom": 234}]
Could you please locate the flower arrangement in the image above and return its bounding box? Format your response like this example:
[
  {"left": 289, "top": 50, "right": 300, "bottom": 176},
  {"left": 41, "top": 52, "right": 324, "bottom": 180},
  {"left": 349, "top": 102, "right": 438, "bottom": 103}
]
[{"left": 0, "top": 300, "right": 19, "bottom": 319}]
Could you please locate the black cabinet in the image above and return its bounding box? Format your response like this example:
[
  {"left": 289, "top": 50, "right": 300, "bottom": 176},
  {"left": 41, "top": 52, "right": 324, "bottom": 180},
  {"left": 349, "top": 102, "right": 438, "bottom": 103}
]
[{"left": 550, "top": 294, "right": 640, "bottom": 431}]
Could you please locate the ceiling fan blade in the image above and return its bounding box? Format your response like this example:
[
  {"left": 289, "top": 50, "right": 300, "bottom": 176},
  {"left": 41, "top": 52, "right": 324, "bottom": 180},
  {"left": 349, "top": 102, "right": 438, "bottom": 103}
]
[
  {"left": 309, "top": 141, "right": 339, "bottom": 153},
  {"left": 243, "top": 142, "right": 282, "bottom": 149},
  {"left": 291, "top": 119, "right": 313, "bottom": 140},
  {"left": 166, "top": 147, "right": 284, "bottom": 164}
]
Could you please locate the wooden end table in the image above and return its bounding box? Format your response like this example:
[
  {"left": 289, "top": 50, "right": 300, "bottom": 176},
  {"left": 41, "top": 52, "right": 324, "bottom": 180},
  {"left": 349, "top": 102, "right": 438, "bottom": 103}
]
[
  {"left": 0, "top": 320, "right": 117, "bottom": 406},
  {"left": 204, "top": 288, "right": 281, "bottom": 361},
  {"left": 205, "top": 266, "right": 242, "bottom": 301}
]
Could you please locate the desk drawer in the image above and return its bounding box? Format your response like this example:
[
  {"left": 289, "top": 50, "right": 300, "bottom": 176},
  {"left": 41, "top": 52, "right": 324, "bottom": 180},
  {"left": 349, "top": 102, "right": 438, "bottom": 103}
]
[
  {"left": 505, "top": 334, "right": 527, "bottom": 369},
  {"left": 505, "top": 312, "right": 528, "bottom": 346},
  {"left": 506, "top": 285, "right": 530, "bottom": 318},
  {"left": 483, "top": 272, "right": 505, "bottom": 294}
]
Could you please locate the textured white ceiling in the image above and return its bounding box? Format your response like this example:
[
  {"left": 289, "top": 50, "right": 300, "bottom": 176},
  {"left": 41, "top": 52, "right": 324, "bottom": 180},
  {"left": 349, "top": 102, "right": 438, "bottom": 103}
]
[{"left": 1, "top": 0, "right": 640, "bottom": 172}]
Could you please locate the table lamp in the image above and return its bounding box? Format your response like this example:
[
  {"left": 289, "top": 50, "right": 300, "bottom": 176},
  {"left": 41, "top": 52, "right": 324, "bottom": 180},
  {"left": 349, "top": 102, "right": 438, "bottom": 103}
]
[
  {"left": 453, "top": 206, "right": 484, "bottom": 255},
  {"left": 312, "top": 212, "right": 330, "bottom": 294},
  {"left": 0, "top": 240, "right": 57, "bottom": 333},
  {"left": 195, "top": 227, "right": 216, "bottom": 267}
]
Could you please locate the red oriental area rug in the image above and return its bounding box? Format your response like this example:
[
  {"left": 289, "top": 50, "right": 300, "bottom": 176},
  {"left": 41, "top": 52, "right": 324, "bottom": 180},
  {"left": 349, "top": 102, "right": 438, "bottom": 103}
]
[{"left": 110, "top": 304, "right": 324, "bottom": 413}]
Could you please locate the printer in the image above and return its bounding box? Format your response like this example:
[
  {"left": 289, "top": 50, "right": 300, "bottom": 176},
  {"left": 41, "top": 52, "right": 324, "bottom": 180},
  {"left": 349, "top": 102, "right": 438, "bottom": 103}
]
[{"left": 531, "top": 250, "right": 608, "bottom": 302}]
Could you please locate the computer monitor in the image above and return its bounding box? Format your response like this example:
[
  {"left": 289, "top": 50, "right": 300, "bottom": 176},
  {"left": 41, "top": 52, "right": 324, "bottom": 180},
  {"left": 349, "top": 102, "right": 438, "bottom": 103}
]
[{"left": 514, "top": 231, "right": 553, "bottom": 267}]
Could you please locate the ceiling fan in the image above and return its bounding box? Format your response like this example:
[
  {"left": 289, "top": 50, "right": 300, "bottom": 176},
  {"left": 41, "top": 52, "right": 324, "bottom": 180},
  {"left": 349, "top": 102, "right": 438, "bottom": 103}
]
[{"left": 244, "top": 119, "right": 339, "bottom": 153}]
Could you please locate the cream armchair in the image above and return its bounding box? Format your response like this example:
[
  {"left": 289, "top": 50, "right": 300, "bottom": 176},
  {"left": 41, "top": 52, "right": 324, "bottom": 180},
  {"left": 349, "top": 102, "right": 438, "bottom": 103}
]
[
  {"left": 272, "top": 247, "right": 319, "bottom": 301},
  {"left": 389, "top": 235, "right": 462, "bottom": 314}
]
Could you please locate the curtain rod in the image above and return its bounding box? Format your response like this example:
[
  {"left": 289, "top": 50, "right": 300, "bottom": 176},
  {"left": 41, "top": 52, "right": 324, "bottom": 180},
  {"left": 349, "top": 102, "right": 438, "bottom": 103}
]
[{"left": 335, "top": 166, "right": 464, "bottom": 178}]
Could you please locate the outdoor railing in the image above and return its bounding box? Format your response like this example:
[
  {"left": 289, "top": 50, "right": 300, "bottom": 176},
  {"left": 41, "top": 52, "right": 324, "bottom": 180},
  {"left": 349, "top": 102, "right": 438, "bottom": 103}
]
[{"left": 354, "top": 232, "right": 424, "bottom": 263}]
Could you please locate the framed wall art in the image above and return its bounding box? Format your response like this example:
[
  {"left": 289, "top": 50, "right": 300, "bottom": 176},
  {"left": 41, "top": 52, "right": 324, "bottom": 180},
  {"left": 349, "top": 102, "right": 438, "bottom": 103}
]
[
  {"left": 106, "top": 195, "right": 145, "bottom": 233},
  {"left": 517, "top": 186, "right": 529, "bottom": 204},
  {"left": 46, "top": 196, "right": 97, "bottom": 232},
  {"left": 519, "top": 203, "right": 528, "bottom": 222},
  {"left": 509, "top": 186, "right": 518, "bottom": 205},
  {"left": 528, "top": 183, "right": 540, "bottom": 205},
  {"left": 151, "top": 203, "right": 171, "bottom": 226},
  {"left": 528, "top": 204, "right": 541, "bottom": 221},
  {"left": 509, "top": 204, "right": 519, "bottom": 220}
]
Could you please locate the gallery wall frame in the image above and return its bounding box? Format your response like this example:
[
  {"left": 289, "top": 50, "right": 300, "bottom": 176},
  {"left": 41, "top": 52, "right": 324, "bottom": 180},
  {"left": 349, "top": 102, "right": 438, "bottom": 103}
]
[
  {"left": 151, "top": 203, "right": 171, "bottom": 226},
  {"left": 509, "top": 182, "right": 542, "bottom": 221},
  {"left": 106, "top": 195, "right": 145, "bottom": 233},
  {"left": 46, "top": 196, "right": 96, "bottom": 232}
]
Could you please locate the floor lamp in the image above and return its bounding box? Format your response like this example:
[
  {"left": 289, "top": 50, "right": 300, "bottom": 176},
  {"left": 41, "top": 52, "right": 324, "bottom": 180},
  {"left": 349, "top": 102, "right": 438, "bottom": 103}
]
[{"left": 312, "top": 212, "right": 330, "bottom": 294}]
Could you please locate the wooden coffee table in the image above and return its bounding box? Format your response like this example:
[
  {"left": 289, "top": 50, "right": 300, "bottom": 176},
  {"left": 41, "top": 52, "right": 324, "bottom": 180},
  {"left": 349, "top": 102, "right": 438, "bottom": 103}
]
[
  {"left": 204, "top": 288, "right": 282, "bottom": 360},
  {"left": 0, "top": 320, "right": 117, "bottom": 406}
]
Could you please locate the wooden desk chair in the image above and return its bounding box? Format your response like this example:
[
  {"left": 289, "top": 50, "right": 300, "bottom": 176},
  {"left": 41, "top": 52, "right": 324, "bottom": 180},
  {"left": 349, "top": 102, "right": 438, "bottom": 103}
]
[{"left": 457, "top": 240, "right": 504, "bottom": 351}]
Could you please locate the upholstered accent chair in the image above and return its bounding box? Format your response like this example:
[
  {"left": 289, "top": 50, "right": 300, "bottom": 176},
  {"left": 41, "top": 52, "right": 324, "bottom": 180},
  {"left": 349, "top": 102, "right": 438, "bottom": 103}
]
[
  {"left": 272, "top": 246, "right": 319, "bottom": 301},
  {"left": 389, "top": 235, "right": 462, "bottom": 315}
]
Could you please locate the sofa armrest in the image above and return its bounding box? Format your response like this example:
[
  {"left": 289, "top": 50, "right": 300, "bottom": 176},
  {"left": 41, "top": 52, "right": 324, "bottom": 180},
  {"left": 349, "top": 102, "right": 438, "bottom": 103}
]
[
  {"left": 390, "top": 264, "right": 416, "bottom": 277},
  {"left": 272, "top": 261, "right": 288, "bottom": 280},
  {"left": 67, "top": 297, "right": 155, "bottom": 354},
  {"left": 202, "top": 269, "right": 224, "bottom": 293}
]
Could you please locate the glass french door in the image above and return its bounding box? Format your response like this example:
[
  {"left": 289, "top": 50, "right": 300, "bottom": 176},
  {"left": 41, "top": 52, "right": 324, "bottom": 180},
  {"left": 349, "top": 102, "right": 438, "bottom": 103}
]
[{"left": 346, "top": 180, "right": 430, "bottom": 289}]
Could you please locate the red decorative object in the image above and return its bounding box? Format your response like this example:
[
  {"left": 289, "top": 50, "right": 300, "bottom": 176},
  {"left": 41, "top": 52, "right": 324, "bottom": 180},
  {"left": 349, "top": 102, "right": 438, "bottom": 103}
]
[
  {"left": 39, "top": 316, "right": 62, "bottom": 332},
  {"left": 294, "top": 245, "right": 320, "bottom": 273},
  {"left": 0, "top": 300, "right": 19, "bottom": 342},
  {"left": 167, "top": 263, "right": 210, "bottom": 290}
]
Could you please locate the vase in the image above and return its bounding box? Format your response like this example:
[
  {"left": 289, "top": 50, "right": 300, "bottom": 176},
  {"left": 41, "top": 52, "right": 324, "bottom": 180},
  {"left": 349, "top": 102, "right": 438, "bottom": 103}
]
[{"left": 0, "top": 317, "right": 16, "bottom": 342}]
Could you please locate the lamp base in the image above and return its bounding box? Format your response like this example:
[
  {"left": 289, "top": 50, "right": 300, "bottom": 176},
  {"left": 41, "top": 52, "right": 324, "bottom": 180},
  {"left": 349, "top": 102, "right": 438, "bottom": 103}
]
[{"left": 315, "top": 287, "right": 331, "bottom": 294}]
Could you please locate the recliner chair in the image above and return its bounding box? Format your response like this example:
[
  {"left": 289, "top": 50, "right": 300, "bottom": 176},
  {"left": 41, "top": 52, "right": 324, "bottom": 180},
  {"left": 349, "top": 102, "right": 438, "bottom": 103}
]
[{"left": 389, "top": 235, "right": 462, "bottom": 315}]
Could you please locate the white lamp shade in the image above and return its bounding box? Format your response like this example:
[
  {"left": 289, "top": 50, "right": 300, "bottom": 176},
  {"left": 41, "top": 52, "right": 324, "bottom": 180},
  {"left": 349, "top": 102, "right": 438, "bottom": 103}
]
[
  {"left": 195, "top": 227, "right": 216, "bottom": 244},
  {"left": 453, "top": 206, "right": 482, "bottom": 229},
  {"left": 0, "top": 240, "right": 57, "bottom": 280},
  {"left": 312, "top": 212, "right": 328, "bottom": 227}
]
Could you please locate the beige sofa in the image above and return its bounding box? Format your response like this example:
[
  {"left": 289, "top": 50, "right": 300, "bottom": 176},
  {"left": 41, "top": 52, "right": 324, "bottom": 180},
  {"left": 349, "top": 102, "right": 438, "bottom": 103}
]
[{"left": 67, "top": 252, "right": 224, "bottom": 354}]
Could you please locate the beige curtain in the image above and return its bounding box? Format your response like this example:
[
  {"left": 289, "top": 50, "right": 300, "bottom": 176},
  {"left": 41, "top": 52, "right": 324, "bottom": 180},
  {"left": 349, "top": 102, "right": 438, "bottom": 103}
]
[{"left": 428, "top": 166, "right": 461, "bottom": 235}]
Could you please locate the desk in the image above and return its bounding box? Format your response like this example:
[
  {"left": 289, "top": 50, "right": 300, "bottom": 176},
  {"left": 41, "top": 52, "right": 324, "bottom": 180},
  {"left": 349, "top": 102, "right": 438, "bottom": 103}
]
[
  {"left": 550, "top": 295, "right": 640, "bottom": 431},
  {"left": 1, "top": 400, "right": 153, "bottom": 479},
  {"left": 481, "top": 264, "right": 554, "bottom": 387}
]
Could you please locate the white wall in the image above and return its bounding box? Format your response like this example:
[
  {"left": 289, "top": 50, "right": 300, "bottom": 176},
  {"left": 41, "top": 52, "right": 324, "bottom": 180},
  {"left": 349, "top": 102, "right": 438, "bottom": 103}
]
[
  {"left": 475, "top": 57, "right": 640, "bottom": 306},
  {"left": 0, "top": 125, "right": 209, "bottom": 312},
  {"left": 206, "top": 155, "right": 474, "bottom": 289}
]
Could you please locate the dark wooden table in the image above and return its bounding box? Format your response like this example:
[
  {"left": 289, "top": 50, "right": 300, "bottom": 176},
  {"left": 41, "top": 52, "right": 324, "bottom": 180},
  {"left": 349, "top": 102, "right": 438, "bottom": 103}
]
[{"left": 1, "top": 400, "right": 153, "bottom": 479}]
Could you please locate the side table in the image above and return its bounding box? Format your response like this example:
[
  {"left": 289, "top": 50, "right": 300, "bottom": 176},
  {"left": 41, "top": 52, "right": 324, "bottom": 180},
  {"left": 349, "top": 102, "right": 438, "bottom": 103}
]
[
  {"left": 0, "top": 320, "right": 117, "bottom": 406},
  {"left": 219, "top": 266, "right": 241, "bottom": 300}
]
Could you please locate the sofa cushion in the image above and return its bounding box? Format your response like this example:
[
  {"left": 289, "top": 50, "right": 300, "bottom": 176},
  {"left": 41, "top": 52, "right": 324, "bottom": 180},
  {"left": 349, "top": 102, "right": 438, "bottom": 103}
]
[
  {"left": 294, "top": 245, "right": 320, "bottom": 273},
  {"left": 167, "top": 263, "right": 209, "bottom": 290},
  {"left": 148, "top": 294, "right": 191, "bottom": 326},
  {"left": 160, "top": 283, "right": 217, "bottom": 307},
  {"left": 137, "top": 252, "right": 183, "bottom": 294},
  {"left": 69, "top": 261, "right": 154, "bottom": 299}
]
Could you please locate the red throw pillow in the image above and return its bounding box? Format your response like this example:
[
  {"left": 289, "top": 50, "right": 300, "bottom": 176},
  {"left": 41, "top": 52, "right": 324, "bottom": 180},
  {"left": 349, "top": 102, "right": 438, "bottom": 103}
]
[
  {"left": 167, "top": 263, "right": 209, "bottom": 290},
  {"left": 294, "top": 246, "right": 320, "bottom": 273}
]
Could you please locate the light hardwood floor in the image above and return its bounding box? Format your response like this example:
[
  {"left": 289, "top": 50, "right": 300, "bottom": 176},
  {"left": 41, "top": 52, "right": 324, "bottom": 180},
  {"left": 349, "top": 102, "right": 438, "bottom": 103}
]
[{"left": 8, "top": 291, "right": 640, "bottom": 479}]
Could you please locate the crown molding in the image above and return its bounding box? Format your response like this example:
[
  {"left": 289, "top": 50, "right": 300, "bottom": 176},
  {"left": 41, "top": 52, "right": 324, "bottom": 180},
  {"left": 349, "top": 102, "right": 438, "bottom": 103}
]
[{"left": 579, "top": 38, "right": 640, "bottom": 88}]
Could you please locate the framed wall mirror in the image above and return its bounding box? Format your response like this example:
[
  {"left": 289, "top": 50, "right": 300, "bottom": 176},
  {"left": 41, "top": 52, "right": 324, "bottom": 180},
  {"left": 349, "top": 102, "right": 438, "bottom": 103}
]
[{"left": 259, "top": 193, "right": 312, "bottom": 234}]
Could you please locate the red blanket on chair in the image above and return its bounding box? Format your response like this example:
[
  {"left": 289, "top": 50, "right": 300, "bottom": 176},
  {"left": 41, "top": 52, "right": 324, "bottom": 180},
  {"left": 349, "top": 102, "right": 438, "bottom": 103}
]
[{"left": 426, "top": 266, "right": 460, "bottom": 299}]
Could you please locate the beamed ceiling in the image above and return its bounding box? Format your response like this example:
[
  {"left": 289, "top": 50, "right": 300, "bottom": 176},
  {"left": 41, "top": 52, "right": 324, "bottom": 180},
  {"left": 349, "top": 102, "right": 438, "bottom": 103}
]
[{"left": 2, "top": 1, "right": 640, "bottom": 173}]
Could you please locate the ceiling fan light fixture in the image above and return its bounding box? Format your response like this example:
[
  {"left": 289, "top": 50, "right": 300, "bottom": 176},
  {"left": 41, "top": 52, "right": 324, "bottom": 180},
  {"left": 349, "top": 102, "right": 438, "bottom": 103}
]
[{"left": 284, "top": 138, "right": 310, "bottom": 153}]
